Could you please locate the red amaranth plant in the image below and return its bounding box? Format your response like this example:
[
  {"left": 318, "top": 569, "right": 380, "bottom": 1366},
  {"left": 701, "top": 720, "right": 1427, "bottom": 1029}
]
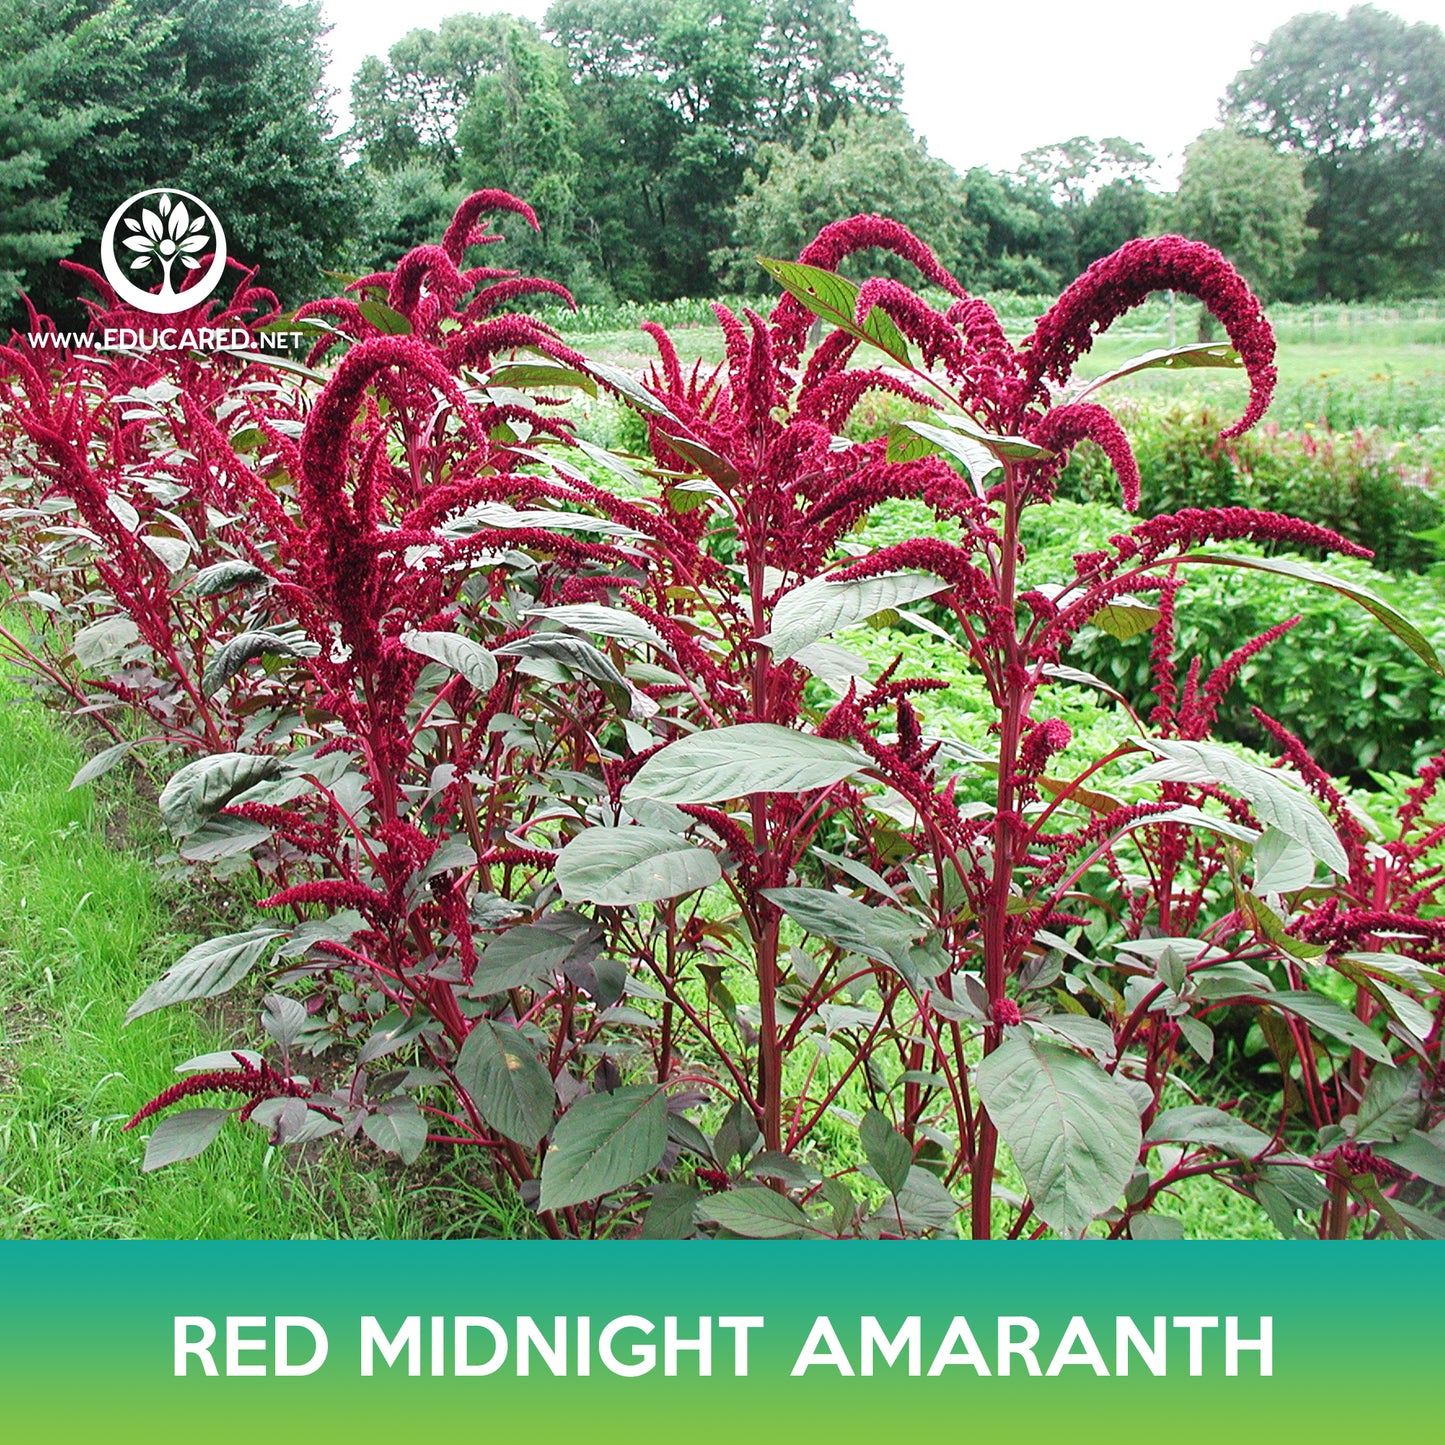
[{"left": 3, "top": 195, "right": 1443, "bottom": 1240}]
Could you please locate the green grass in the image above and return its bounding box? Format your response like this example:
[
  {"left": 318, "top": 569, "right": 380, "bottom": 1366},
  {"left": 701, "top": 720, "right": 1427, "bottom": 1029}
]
[
  {"left": 560, "top": 295, "right": 1445, "bottom": 441},
  {"left": 0, "top": 672, "right": 453, "bottom": 1238}
]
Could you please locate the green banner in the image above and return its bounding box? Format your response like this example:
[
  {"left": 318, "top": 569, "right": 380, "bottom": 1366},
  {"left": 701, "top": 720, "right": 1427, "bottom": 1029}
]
[{"left": 2, "top": 1241, "right": 1438, "bottom": 1441}]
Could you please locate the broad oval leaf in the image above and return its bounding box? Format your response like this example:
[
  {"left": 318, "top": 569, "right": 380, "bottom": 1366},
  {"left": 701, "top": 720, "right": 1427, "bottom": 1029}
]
[
  {"left": 759, "top": 571, "right": 949, "bottom": 660},
  {"left": 756, "top": 257, "right": 912, "bottom": 364},
  {"left": 1144, "top": 1105, "right": 1273, "bottom": 1160},
  {"left": 760, "top": 886, "right": 917, "bottom": 970},
  {"left": 362, "top": 1098, "right": 427, "bottom": 1164},
  {"left": 1264, "top": 990, "right": 1395, "bottom": 1066},
  {"left": 127, "top": 926, "right": 285, "bottom": 1022},
  {"left": 400, "top": 630, "right": 498, "bottom": 693},
  {"left": 525, "top": 604, "right": 663, "bottom": 650},
  {"left": 1075, "top": 342, "right": 1241, "bottom": 400},
  {"left": 860, "top": 1109, "right": 913, "bottom": 1196},
  {"left": 975, "top": 1034, "right": 1142, "bottom": 1236},
  {"left": 141, "top": 1108, "right": 229, "bottom": 1171},
  {"left": 623, "top": 723, "right": 867, "bottom": 805},
  {"left": 72, "top": 615, "right": 139, "bottom": 668},
  {"left": 356, "top": 299, "right": 413, "bottom": 335},
  {"left": 70, "top": 738, "right": 141, "bottom": 790},
  {"left": 698, "top": 1186, "right": 810, "bottom": 1238},
  {"left": 141, "top": 533, "right": 190, "bottom": 573},
  {"left": 470, "top": 915, "right": 596, "bottom": 995},
  {"left": 158, "top": 752, "right": 285, "bottom": 838},
  {"left": 487, "top": 360, "right": 597, "bottom": 396},
  {"left": 1091, "top": 597, "right": 1161, "bottom": 640},
  {"left": 538, "top": 1086, "right": 668, "bottom": 1211},
  {"left": 1127, "top": 738, "right": 1348, "bottom": 875},
  {"left": 556, "top": 827, "right": 720, "bottom": 907},
  {"left": 455, "top": 1019, "right": 556, "bottom": 1145},
  {"left": 885, "top": 419, "right": 1001, "bottom": 489},
  {"left": 584, "top": 359, "right": 678, "bottom": 419}
]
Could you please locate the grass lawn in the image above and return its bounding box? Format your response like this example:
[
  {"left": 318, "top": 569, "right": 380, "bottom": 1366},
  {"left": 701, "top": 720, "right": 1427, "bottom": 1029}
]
[
  {"left": 562, "top": 299, "right": 1445, "bottom": 436},
  {"left": 0, "top": 670, "right": 442, "bottom": 1238}
]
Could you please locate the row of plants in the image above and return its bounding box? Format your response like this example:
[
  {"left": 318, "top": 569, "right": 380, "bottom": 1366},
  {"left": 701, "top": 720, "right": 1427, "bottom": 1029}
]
[
  {"left": 1056, "top": 402, "right": 1443, "bottom": 573},
  {"left": 2, "top": 197, "right": 1443, "bottom": 1240}
]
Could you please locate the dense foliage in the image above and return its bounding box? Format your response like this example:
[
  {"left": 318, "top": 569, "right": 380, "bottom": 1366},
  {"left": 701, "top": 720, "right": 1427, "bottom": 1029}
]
[
  {"left": 0, "top": 0, "right": 360, "bottom": 327},
  {"left": 2, "top": 192, "right": 1443, "bottom": 1241},
  {"left": 5, "top": 2, "right": 1444, "bottom": 327},
  {"left": 1224, "top": 3, "right": 1445, "bottom": 299}
]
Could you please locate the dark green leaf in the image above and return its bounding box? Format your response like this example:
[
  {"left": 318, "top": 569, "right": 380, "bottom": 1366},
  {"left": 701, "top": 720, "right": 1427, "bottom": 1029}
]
[
  {"left": 975, "top": 1034, "right": 1142, "bottom": 1235},
  {"left": 362, "top": 1098, "right": 426, "bottom": 1164},
  {"left": 759, "top": 571, "right": 948, "bottom": 660},
  {"left": 1376, "top": 1130, "right": 1445, "bottom": 1187},
  {"left": 356, "top": 299, "right": 412, "bottom": 335},
  {"left": 141, "top": 1108, "right": 228, "bottom": 1171},
  {"left": 455, "top": 1019, "right": 556, "bottom": 1145},
  {"left": 1173, "top": 552, "right": 1444, "bottom": 677},
  {"left": 127, "top": 927, "right": 285, "bottom": 1022},
  {"left": 624, "top": 723, "right": 866, "bottom": 805},
  {"left": 188, "top": 560, "right": 270, "bottom": 598},
  {"left": 158, "top": 752, "right": 286, "bottom": 838},
  {"left": 584, "top": 359, "right": 677, "bottom": 419},
  {"left": 640, "top": 1182, "right": 702, "bottom": 1239},
  {"left": 538, "top": 1086, "right": 668, "bottom": 1211},
  {"left": 487, "top": 360, "right": 596, "bottom": 396},
  {"left": 698, "top": 1186, "right": 810, "bottom": 1238},
  {"left": 70, "top": 738, "right": 140, "bottom": 790},
  {"left": 1128, "top": 738, "right": 1348, "bottom": 874},
  {"left": 755, "top": 258, "right": 911, "bottom": 364},
  {"left": 1266, "top": 990, "right": 1395, "bottom": 1065},
  {"left": 1077, "top": 342, "right": 1241, "bottom": 398},
  {"left": 203, "top": 630, "right": 312, "bottom": 697},
  {"left": 401, "top": 630, "right": 498, "bottom": 693},
  {"left": 861, "top": 1109, "right": 913, "bottom": 1196},
  {"left": 556, "top": 826, "right": 721, "bottom": 907},
  {"left": 470, "top": 916, "right": 595, "bottom": 995},
  {"left": 664, "top": 435, "right": 741, "bottom": 488},
  {"left": 1145, "top": 1105, "right": 1272, "bottom": 1159}
]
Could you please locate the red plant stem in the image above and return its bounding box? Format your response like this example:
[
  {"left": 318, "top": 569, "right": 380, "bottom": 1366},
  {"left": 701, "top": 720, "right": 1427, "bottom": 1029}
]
[{"left": 972, "top": 458, "right": 1028, "bottom": 1240}]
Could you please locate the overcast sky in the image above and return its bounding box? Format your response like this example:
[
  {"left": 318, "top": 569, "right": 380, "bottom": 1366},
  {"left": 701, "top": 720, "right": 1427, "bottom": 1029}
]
[{"left": 318, "top": 0, "right": 1445, "bottom": 182}]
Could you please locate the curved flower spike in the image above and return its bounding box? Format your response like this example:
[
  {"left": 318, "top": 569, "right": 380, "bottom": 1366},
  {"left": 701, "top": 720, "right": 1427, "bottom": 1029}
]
[
  {"left": 1028, "top": 402, "right": 1142, "bottom": 511},
  {"left": 1020, "top": 236, "right": 1277, "bottom": 438},
  {"left": 440, "top": 189, "right": 540, "bottom": 263}
]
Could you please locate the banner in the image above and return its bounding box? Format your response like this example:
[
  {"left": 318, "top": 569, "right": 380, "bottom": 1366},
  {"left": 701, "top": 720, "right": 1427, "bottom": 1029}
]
[{"left": 3, "top": 1241, "right": 1437, "bottom": 1442}]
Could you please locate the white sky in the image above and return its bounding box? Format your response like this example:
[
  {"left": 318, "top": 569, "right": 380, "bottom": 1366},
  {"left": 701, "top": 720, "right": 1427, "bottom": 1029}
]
[{"left": 318, "top": 0, "right": 1445, "bottom": 182}]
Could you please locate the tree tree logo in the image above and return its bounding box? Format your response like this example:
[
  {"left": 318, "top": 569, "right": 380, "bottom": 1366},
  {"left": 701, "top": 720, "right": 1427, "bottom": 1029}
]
[{"left": 99, "top": 189, "right": 229, "bottom": 315}]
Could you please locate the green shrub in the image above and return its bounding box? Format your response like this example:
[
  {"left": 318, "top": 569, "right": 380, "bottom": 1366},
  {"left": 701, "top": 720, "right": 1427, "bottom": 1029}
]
[
  {"left": 1056, "top": 400, "right": 1443, "bottom": 573},
  {"left": 1025, "top": 501, "right": 1445, "bottom": 778}
]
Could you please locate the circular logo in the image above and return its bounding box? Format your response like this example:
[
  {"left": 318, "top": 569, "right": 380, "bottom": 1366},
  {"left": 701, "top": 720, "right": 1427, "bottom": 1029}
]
[{"left": 100, "top": 188, "right": 229, "bottom": 315}]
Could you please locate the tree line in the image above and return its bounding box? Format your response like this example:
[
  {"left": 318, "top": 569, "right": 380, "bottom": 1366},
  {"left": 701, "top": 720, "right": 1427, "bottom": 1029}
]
[{"left": 2, "top": 0, "right": 1443, "bottom": 327}]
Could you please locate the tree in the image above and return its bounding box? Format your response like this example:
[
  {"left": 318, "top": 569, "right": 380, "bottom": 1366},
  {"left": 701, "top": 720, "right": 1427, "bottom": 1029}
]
[
  {"left": 17, "top": 0, "right": 361, "bottom": 323},
  {"left": 719, "top": 111, "right": 982, "bottom": 289},
  {"left": 1173, "top": 127, "right": 1313, "bottom": 298},
  {"left": 350, "top": 14, "right": 520, "bottom": 181},
  {"left": 959, "top": 167, "right": 1075, "bottom": 293},
  {"left": 1016, "top": 135, "right": 1153, "bottom": 210},
  {"left": 1012, "top": 135, "right": 1156, "bottom": 278},
  {"left": 0, "top": 0, "right": 169, "bottom": 321},
  {"left": 355, "top": 161, "right": 469, "bottom": 272},
  {"left": 546, "top": 0, "right": 904, "bottom": 298},
  {"left": 1224, "top": 5, "right": 1445, "bottom": 297},
  {"left": 456, "top": 17, "right": 585, "bottom": 279}
]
